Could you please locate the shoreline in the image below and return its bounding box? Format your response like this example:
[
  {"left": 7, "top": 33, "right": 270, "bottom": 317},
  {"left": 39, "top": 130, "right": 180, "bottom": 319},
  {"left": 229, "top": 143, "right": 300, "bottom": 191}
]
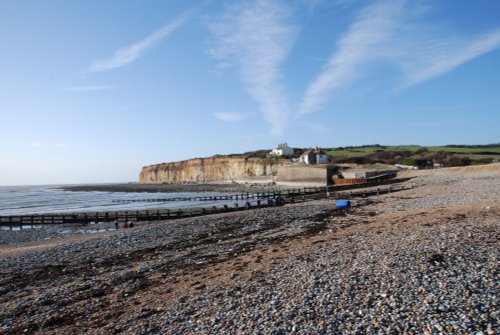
[
  {"left": 1, "top": 165, "right": 499, "bottom": 334},
  {"left": 60, "top": 182, "right": 286, "bottom": 194}
]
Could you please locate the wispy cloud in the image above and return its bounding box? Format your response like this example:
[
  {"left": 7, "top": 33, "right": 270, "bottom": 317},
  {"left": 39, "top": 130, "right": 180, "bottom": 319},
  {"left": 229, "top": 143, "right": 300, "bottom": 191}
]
[
  {"left": 83, "top": 13, "right": 189, "bottom": 74},
  {"left": 300, "top": 0, "right": 500, "bottom": 115},
  {"left": 65, "top": 85, "right": 113, "bottom": 92},
  {"left": 407, "top": 102, "right": 500, "bottom": 112},
  {"left": 300, "top": 1, "right": 405, "bottom": 114},
  {"left": 28, "top": 142, "right": 68, "bottom": 148},
  {"left": 208, "top": 0, "right": 298, "bottom": 135},
  {"left": 399, "top": 29, "right": 500, "bottom": 88},
  {"left": 229, "top": 133, "right": 266, "bottom": 140},
  {"left": 30, "top": 142, "right": 43, "bottom": 148},
  {"left": 213, "top": 112, "right": 254, "bottom": 122},
  {"left": 306, "top": 122, "right": 328, "bottom": 135},
  {"left": 300, "top": 0, "right": 323, "bottom": 13}
]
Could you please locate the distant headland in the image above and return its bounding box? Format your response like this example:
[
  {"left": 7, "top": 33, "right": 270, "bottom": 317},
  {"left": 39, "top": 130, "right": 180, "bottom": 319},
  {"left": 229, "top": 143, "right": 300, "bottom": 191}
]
[{"left": 138, "top": 143, "right": 500, "bottom": 184}]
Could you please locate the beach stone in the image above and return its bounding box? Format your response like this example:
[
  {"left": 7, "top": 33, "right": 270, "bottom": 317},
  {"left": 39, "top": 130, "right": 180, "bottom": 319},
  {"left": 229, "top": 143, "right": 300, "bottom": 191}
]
[{"left": 1, "top": 166, "right": 499, "bottom": 334}]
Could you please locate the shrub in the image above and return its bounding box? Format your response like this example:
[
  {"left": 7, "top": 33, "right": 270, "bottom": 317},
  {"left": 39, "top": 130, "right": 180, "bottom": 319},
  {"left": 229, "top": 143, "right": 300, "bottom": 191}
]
[
  {"left": 367, "top": 150, "right": 412, "bottom": 164},
  {"left": 415, "top": 147, "right": 428, "bottom": 154},
  {"left": 331, "top": 156, "right": 373, "bottom": 164},
  {"left": 445, "top": 157, "right": 472, "bottom": 167},
  {"left": 402, "top": 158, "right": 418, "bottom": 166}
]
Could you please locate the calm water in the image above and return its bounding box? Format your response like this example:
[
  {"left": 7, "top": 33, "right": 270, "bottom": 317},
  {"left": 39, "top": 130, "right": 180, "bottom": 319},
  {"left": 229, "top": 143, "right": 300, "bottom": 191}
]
[{"left": 0, "top": 185, "right": 244, "bottom": 216}]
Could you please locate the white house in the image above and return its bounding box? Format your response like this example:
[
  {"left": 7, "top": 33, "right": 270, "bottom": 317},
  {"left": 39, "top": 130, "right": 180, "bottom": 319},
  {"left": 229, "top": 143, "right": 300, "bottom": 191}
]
[
  {"left": 270, "top": 143, "right": 294, "bottom": 157},
  {"left": 299, "top": 148, "right": 330, "bottom": 165}
]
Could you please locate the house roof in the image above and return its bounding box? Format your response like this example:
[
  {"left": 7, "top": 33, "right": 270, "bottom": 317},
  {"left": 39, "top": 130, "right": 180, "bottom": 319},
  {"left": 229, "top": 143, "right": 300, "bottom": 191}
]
[{"left": 300, "top": 149, "right": 328, "bottom": 156}]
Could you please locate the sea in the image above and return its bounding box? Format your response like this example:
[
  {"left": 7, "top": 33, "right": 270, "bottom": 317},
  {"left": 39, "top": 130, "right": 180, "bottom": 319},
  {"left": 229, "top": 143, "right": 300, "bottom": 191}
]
[{"left": 0, "top": 185, "right": 244, "bottom": 216}]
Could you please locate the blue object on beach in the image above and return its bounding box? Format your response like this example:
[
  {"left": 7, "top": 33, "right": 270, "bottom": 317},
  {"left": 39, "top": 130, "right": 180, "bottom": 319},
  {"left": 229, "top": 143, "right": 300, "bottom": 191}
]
[{"left": 335, "top": 200, "right": 351, "bottom": 209}]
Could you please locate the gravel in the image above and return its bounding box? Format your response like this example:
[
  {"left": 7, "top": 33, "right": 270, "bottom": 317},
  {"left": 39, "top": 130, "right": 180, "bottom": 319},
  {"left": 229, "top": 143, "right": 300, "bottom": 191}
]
[{"left": 0, "top": 166, "right": 498, "bottom": 335}]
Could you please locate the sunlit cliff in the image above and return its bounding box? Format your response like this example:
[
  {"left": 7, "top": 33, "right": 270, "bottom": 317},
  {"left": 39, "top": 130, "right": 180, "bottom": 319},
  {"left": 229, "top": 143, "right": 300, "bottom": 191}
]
[{"left": 139, "top": 157, "right": 286, "bottom": 183}]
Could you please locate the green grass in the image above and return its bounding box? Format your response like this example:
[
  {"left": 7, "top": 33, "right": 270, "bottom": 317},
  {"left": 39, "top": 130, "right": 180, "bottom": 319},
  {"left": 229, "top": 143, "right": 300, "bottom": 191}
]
[
  {"left": 326, "top": 146, "right": 384, "bottom": 158},
  {"left": 387, "top": 145, "right": 421, "bottom": 151},
  {"left": 427, "top": 146, "right": 500, "bottom": 154},
  {"left": 326, "top": 145, "right": 500, "bottom": 160}
]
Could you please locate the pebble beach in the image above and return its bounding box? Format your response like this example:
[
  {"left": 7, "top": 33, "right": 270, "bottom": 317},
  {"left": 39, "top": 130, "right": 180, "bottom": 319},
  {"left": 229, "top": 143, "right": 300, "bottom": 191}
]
[{"left": 0, "top": 164, "right": 499, "bottom": 334}]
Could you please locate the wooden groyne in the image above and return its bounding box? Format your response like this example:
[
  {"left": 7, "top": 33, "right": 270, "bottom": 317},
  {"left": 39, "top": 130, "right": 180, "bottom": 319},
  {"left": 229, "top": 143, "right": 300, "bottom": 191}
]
[
  {"left": 113, "top": 178, "right": 413, "bottom": 204},
  {"left": 0, "top": 179, "right": 413, "bottom": 229},
  {"left": 113, "top": 192, "right": 279, "bottom": 203}
]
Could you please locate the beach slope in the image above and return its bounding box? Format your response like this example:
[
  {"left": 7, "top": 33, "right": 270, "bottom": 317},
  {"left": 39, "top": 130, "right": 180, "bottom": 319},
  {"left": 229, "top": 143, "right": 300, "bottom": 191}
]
[{"left": 1, "top": 164, "right": 499, "bottom": 334}]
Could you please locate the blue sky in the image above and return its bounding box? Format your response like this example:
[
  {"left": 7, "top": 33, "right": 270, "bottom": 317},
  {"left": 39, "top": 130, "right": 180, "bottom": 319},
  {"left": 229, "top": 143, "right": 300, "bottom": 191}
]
[{"left": 1, "top": 0, "right": 499, "bottom": 185}]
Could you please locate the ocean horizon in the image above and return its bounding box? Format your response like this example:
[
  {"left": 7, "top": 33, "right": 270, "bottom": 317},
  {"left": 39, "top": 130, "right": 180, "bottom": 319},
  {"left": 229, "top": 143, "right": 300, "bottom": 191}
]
[{"left": 0, "top": 184, "right": 242, "bottom": 216}]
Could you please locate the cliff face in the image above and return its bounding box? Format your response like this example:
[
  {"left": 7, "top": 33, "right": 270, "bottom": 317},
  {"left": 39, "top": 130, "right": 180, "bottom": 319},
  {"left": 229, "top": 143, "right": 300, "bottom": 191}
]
[{"left": 139, "top": 157, "right": 286, "bottom": 183}]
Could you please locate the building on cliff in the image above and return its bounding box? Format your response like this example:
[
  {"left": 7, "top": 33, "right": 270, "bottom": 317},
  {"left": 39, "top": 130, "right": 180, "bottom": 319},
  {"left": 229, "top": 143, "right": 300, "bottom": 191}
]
[
  {"left": 299, "top": 148, "right": 330, "bottom": 165},
  {"left": 269, "top": 143, "right": 294, "bottom": 157}
]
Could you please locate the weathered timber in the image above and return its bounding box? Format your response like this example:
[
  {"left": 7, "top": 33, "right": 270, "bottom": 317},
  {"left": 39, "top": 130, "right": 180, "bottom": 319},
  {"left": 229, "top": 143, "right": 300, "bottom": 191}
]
[{"left": 0, "top": 180, "right": 413, "bottom": 227}]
